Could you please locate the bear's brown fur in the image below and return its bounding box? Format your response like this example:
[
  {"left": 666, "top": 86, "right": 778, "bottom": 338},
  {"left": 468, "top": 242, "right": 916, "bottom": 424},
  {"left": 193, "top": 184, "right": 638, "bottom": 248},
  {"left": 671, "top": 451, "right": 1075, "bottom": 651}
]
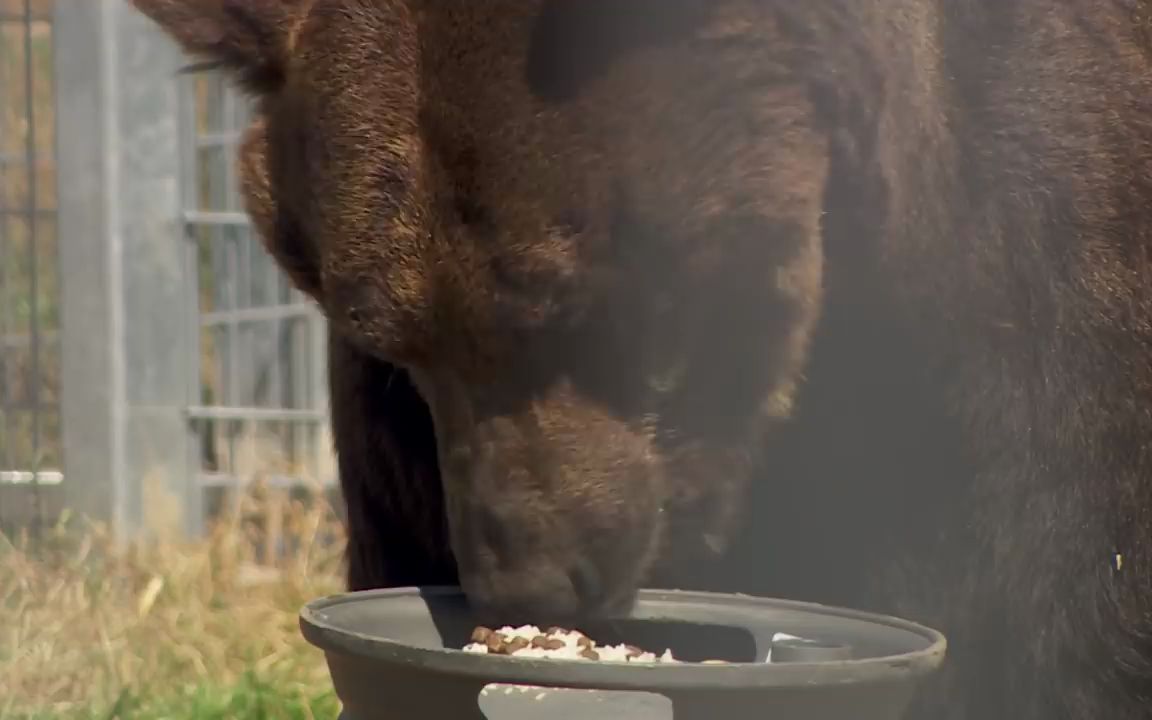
[{"left": 133, "top": 1, "right": 1152, "bottom": 717}]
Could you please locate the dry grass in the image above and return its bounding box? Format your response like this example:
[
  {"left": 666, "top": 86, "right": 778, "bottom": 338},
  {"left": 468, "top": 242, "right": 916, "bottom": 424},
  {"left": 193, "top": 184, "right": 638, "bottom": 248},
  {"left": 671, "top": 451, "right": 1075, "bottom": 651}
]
[{"left": 0, "top": 484, "right": 347, "bottom": 720}]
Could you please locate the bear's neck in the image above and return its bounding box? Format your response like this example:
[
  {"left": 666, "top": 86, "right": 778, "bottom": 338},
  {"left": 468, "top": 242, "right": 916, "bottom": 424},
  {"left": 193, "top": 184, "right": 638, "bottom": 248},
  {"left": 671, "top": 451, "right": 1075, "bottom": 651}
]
[{"left": 782, "top": 0, "right": 958, "bottom": 274}]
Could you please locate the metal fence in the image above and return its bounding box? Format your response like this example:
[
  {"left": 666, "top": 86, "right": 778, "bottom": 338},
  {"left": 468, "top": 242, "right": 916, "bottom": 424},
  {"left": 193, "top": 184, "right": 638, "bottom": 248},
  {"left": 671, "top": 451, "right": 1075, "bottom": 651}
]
[
  {"left": 0, "top": 0, "right": 62, "bottom": 536},
  {"left": 1, "top": 0, "right": 335, "bottom": 542},
  {"left": 179, "top": 69, "right": 334, "bottom": 530}
]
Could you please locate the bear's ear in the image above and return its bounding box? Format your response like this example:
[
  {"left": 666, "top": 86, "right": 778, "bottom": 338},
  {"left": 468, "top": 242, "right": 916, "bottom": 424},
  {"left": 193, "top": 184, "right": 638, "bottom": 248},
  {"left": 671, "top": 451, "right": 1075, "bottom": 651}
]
[{"left": 130, "top": 0, "right": 298, "bottom": 94}]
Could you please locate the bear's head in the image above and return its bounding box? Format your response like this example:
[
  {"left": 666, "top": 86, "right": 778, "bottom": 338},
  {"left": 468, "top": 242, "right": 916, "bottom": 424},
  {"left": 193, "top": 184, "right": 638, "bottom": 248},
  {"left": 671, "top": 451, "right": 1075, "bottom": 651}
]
[{"left": 133, "top": 0, "right": 839, "bottom": 620}]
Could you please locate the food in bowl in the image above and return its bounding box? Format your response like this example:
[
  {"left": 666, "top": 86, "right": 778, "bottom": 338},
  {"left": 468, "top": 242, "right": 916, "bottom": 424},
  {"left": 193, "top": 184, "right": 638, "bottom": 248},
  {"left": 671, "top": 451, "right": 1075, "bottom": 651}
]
[
  {"left": 463, "top": 625, "right": 680, "bottom": 663},
  {"left": 462, "top": 625, "right": 823, "bottom": 665}
]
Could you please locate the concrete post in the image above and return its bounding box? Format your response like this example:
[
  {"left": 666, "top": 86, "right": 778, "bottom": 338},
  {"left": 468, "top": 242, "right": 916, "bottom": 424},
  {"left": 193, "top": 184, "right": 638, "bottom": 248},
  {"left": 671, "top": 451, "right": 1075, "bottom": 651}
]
[{"left": 56, "top": 0, "right": 195, "bottom": 540}]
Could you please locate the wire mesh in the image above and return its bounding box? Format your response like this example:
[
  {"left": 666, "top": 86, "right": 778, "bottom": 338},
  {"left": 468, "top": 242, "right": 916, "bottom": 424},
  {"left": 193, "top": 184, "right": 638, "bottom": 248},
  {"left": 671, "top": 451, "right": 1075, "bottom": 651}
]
[
  {"left": 178, "top": 69, "right": 335, "bottom": 536},
  {"left": 0, "top": 0, "right": 61, "bottom": 537}
]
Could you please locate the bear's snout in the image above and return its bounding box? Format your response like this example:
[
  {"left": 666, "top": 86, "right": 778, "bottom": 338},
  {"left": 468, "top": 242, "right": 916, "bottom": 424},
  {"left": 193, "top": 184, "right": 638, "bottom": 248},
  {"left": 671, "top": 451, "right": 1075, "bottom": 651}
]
[{"left": 425, "top": 377, "right": 667, "bottom": 622}]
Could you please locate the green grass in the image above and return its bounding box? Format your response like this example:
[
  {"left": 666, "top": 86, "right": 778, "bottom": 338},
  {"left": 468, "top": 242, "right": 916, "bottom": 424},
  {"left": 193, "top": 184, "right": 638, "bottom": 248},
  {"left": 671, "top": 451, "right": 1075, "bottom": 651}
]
[
  {"left": 10, "top": 672, "right": 340, "bottom": 720},
  {"left": 1, "top": 490, "right": 347, "bottom": 720},
  {"left": 2, "top": 16, "right": 343, "bottom": 718}
]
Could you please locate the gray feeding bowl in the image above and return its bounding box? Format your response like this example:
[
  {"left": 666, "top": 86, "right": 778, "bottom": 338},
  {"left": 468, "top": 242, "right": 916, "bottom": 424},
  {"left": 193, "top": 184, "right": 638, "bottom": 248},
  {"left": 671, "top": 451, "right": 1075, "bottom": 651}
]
[{"left": 299, "top": 587, "right": 946, "bottom": 720}]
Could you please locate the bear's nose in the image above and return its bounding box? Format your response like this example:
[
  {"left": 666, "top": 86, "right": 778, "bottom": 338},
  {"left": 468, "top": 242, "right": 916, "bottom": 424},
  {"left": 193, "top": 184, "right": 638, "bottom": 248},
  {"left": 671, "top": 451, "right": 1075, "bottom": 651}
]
[
  {"left": 452, "top": 504, "right": 639, "bottom": 624},
  {"left": 461, "top": 565, "right": 581, "bottom": 624},
  {"left": 460, "top": 561, "right": 633, "bottom": 625}
]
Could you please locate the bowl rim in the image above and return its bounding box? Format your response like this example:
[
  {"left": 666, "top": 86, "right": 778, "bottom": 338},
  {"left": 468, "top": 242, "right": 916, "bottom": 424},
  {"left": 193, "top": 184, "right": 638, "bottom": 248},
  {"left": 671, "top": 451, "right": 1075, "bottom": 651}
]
[{"left": 299, "top": 586, "right": 947, "bottom": 692}]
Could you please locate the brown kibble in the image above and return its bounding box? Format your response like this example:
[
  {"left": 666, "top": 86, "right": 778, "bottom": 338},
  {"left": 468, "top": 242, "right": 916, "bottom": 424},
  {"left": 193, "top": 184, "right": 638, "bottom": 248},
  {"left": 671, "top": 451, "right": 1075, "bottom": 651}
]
[
  {"left": 486, "top": 633, "right": 507, "bottom": 653},
  {"left": 463, "top": 625, "right": 680, "bottom": 663},
  {"left": 471, "top": 627, "right": 494, "bottom": 644},
  {"left": 533, "top": 635, "right": 565, "bottom": 650}
]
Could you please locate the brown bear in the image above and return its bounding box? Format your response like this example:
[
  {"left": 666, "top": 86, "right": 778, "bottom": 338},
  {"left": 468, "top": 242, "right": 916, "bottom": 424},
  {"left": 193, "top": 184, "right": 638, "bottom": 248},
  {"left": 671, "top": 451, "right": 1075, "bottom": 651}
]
[{"left": 131, "top": 1, "right": 1152, "bottom": 718}]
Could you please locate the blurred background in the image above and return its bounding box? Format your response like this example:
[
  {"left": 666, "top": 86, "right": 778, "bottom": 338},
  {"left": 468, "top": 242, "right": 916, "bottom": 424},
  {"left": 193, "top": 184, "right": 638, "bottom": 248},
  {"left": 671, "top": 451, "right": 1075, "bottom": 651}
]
[{"left": 1, "top": 1, "right": 347, "bottom": 716}]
